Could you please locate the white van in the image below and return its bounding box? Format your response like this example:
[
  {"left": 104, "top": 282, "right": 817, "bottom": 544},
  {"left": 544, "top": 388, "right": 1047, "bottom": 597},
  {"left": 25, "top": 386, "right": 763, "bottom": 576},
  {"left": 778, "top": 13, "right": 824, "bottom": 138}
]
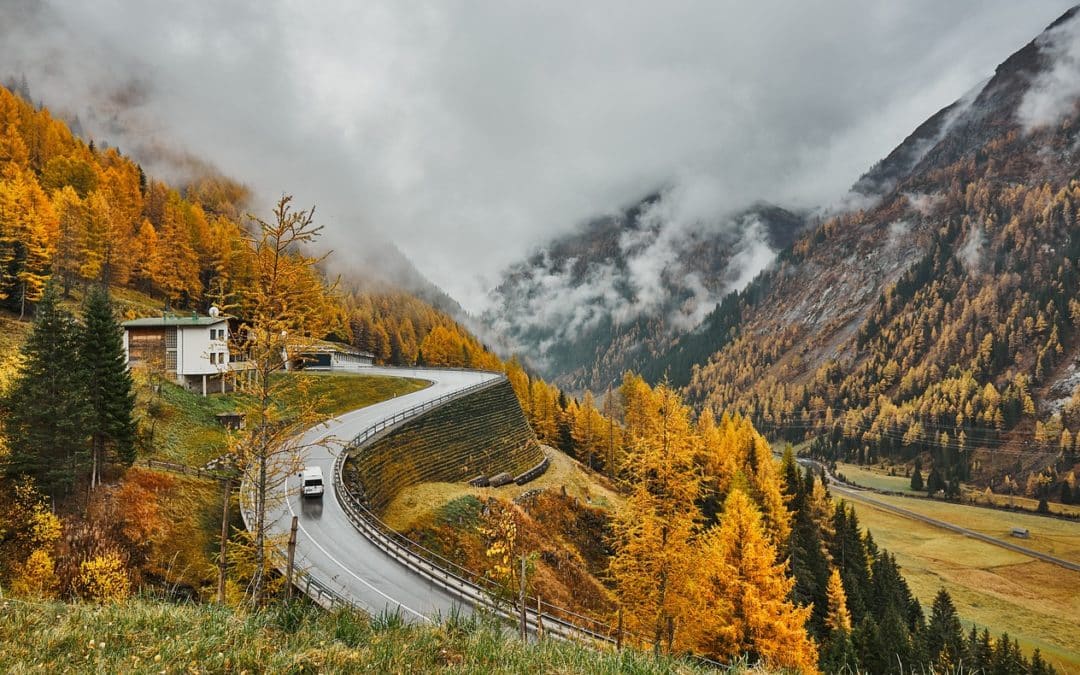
[{"left": 300, "top": 466, "right": 324, "bottom": 498}]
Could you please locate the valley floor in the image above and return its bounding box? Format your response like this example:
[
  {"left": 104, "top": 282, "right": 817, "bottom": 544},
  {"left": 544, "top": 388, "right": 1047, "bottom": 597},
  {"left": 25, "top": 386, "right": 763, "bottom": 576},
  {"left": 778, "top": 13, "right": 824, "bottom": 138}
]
[{"left": 842, "top": 495, "right": 1080, "bottom": 672}]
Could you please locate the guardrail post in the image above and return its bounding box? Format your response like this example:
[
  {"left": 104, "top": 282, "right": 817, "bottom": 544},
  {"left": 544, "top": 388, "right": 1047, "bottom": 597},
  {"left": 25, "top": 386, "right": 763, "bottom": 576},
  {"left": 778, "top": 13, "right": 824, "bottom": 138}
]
[{"left": 536, "top": 595, "right": 543, "bottom": 641}]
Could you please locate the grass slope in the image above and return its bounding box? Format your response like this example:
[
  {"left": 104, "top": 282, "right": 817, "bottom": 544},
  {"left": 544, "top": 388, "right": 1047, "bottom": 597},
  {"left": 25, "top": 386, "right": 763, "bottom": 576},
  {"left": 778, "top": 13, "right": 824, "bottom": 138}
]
[
  {"left": 383, "top": 446, "right": 623, "bottom": 531},
  {"left": 0, "top": 598, "right": 722, "bottom": 674}
]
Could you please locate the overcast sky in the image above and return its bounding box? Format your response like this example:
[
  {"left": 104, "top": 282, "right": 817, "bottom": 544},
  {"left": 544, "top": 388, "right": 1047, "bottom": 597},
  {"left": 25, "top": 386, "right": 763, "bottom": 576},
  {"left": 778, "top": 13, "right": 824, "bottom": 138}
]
[{"left": 1, "top": 1, "right": 1076, "bottom": 311}]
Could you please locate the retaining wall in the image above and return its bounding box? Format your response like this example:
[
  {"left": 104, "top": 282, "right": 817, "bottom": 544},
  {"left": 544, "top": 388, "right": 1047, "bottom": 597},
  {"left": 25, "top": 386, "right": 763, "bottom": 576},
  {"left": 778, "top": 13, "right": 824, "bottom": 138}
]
[{"left": 343, "top": 378, "right": 543, "bottom": 514}]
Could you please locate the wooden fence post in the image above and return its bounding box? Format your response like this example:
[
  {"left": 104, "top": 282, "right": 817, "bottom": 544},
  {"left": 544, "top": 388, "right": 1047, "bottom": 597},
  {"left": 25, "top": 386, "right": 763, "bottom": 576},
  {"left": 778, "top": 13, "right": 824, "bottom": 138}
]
[
  {"left": 519, "top": 554, "right": 527, "bottom": 641},
  {"left": 216, "top": 476, "right": 231, "bottom": 604},
  {"left": 536, "top": 595, "right": 543, "bottom": 641},
  {"left": 285, "top": 515, "right": 298, "bottom": 600},
  {"left": 616, "top": 606, "right": 623, "bottom": 650}
]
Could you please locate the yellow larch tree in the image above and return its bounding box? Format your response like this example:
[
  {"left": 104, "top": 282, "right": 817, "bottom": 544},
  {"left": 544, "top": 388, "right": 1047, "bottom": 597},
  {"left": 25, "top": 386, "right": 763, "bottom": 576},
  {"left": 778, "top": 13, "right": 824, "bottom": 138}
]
[
  {"left": 692, "top": 488, "right": 818, "bottom": 673},
  {"left": 610, "top": 383, "right": 700, "bottom": 654}
]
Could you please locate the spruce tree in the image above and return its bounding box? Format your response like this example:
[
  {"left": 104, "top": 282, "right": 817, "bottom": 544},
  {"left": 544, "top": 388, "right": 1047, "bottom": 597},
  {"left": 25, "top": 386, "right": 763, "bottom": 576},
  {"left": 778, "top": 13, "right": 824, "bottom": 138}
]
[
  {"left": 910, "top": 458, "right": 924, "bottom": 491},
  {"left": 80, "top": 285, "right": 136, "bottom": 488},
  {"left": 2, "top": 282, "right": 91, "bottom": 500},
  {"left": 926, "top": 588, "right": 964, "bottom": 671}
]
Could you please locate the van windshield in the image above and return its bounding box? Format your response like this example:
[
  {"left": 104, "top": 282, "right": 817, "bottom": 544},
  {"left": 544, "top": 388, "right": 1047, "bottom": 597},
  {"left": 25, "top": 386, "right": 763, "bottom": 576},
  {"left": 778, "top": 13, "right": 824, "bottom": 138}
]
[{"left": 304, "top": 479, "right": 322, "bottom": 487}]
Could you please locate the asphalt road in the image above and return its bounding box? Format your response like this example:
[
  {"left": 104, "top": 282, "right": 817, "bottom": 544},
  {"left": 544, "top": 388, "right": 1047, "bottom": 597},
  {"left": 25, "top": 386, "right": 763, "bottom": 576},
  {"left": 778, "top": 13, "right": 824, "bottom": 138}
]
[
  {"left": 262, "top": 367, "right": 501, "bottom": 622},
  {"left": 799, "top": 458, "right": 1080, "bottom": 572}
]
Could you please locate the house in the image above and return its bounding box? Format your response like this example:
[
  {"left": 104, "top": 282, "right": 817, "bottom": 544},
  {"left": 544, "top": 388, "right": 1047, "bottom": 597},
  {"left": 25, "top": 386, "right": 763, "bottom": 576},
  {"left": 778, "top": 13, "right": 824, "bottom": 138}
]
[
  {"left": 294, "top": 342, "right": 375, "bottom": 371},
  {"left": 122, "top": 307, "right": 234, "bottom": 396}
]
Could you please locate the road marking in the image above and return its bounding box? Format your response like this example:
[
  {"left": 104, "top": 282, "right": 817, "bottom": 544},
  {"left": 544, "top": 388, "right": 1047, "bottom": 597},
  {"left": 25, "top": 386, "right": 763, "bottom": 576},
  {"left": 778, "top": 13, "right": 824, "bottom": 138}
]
[{"left": 283, "top": 473, "right": 431, "bottom": 622}]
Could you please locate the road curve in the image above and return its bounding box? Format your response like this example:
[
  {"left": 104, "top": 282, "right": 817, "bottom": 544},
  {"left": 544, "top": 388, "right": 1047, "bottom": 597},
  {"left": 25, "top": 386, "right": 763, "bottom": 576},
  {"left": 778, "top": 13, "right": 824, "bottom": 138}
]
[
  {"left": 259, "top": 367, "right": 502, "bottom": 620},
  {"left": 799, "top": 459, "right": 1080, "bottom": 573}
]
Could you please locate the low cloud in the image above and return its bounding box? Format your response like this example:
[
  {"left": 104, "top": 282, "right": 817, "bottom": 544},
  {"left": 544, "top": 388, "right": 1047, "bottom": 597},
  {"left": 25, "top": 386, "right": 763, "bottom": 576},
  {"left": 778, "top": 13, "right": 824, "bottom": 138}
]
[
  {"left": 1, "top": 1, "right": 1075, "bottom": 311},
  {"left": 1018, "top": 10, "right": 1080, "bottom": 132}
]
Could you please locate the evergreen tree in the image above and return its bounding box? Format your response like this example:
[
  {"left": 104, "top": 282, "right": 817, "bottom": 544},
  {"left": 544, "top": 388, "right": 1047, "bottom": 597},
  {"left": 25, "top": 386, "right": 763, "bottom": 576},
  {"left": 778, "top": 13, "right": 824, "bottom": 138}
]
[
  {"left": 2, "top": 282, "right": 91, "bottom": 499},
  {"left": 926, "top": 588, "right": 964, "bottom": 671},
  {"left": 80, "top": 285, "right": 137, "bottom": 489},
  {"left": 829, "top": 503, "right": 872, "bottom": 624},
  {"left": 1060, "top": 480, "right": 1073, "bottom": 505},
  {"left": 926, "top": 466, "right": 944, "bottom": 495},
  {"left": 910, "top": 458, "right": 924, "bottom": 491}
]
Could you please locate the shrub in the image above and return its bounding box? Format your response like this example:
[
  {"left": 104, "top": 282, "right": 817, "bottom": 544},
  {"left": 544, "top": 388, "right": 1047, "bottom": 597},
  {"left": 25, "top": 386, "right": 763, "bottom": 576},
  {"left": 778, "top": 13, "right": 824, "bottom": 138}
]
[{"left": 77, "top": 551, "right": 130, "bottom": 603}]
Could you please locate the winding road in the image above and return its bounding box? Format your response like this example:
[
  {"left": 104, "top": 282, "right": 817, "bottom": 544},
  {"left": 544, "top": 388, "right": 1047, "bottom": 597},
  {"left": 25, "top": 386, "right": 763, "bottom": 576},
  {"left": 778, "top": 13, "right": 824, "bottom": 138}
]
[{"left": 257, "top": 367, "right": 501, "bottom": 621}]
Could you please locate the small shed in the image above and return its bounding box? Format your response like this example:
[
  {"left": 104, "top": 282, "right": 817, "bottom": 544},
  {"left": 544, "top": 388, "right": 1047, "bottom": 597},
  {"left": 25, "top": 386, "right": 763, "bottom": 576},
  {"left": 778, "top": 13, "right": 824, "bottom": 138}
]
[
  {"left": 215, "top": 412, "right": 246, "bottom": 430},
  {"left": 1010, "top": 527, "right": 1030, "bottom": 539}
]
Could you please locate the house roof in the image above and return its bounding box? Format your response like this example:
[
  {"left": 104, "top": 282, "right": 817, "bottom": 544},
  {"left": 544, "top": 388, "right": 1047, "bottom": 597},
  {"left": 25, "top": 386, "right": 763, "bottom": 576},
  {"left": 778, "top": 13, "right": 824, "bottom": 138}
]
[{"left": 123, "top": 314, "right": 230, "bottom": 328}]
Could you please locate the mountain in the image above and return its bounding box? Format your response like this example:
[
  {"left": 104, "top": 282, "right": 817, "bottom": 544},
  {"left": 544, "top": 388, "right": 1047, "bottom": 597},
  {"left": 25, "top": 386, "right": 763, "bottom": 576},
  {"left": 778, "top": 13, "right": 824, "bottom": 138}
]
[
  {"left": 669, "top": 6, "right": 1080, "bottom": 491},
  {"left": 481, "top": 195, "right": 805, "bottom": 392}
]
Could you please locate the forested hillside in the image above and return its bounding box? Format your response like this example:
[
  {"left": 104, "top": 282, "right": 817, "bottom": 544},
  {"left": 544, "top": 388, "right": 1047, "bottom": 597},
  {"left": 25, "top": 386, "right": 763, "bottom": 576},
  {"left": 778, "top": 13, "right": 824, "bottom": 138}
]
[{"left": 658, "top": 7, "right": 1080, "bottom": 503}]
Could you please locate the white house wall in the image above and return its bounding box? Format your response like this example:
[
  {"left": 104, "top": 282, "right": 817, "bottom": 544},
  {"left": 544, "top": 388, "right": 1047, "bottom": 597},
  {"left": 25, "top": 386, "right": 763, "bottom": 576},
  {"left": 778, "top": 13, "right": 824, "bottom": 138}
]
[{"left": 178, "top": 323, "right": 229, "bottom": 376}]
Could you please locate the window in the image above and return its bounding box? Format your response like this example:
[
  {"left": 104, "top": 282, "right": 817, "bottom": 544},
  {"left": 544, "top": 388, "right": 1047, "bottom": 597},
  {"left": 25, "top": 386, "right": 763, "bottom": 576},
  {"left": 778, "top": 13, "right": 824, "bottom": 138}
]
[
  {"left": 219, "top": 352, "right": 225, "bottom": 364},
  {"left": 210, "top": 353, "right": 217, "bottom": 365}
]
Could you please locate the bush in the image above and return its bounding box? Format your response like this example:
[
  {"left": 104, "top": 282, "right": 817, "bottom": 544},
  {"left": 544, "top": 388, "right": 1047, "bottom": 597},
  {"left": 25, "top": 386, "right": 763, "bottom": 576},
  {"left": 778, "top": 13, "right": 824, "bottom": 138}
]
[{"left": 77, "top": 551, "right": 130, "bottom": 603}]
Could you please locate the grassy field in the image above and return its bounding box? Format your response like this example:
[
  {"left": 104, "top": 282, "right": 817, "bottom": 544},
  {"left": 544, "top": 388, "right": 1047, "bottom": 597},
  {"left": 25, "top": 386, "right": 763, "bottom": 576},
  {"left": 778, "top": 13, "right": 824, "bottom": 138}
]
[
  {"left": 0, "top": 598, "right": 728, "bottom": 674},
  {"left": 383, "top": 446, "right": 624, "bottom": 531},
  {"left": 835, "top": 460, "right": 1080, "bottom": 517},
  {"left": 863, "top": 492, "right": 1080, "bottom": 564},
  {"left": 843, "top": 496, "right": 1080, "bottom": 672},
  {"left": 835, "top": 461, "right": 922, "bottom": 494}
]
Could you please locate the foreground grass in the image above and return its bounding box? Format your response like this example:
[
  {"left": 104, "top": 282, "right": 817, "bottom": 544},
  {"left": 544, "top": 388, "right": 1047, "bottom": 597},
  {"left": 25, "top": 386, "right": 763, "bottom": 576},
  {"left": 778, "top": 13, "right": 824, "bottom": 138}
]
[
  {"left": 844, "top": 497, "right": 1080, "bottom": 672},
  {"left": 0, "top": 598, "right": 720, "bottom": 674}
]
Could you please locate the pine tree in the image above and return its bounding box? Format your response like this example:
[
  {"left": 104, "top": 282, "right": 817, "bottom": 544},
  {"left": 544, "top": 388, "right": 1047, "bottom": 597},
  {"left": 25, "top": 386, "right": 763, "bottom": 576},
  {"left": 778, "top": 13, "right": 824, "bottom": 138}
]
[
  {"left": 2, "top": 282, "right": 90, "bottom": 499},
  {"left": 80, "top": 285, "right": 136, "bottom": 489},
  {"left": 910, "top": 458, "right": 924, "bottom": 491},
  {"left": 926, "top": 588, "right": 964, "bottom": 671}
]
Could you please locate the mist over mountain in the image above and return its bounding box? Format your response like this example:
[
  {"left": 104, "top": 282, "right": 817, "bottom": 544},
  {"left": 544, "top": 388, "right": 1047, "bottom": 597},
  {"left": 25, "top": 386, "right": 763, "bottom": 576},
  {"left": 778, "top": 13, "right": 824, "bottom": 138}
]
[
  {"left": 482, "top": 193, "right": 805, "bottom": 391},
  {"left": 663, "top": 5, "right": 1080, "bottom": 489}
]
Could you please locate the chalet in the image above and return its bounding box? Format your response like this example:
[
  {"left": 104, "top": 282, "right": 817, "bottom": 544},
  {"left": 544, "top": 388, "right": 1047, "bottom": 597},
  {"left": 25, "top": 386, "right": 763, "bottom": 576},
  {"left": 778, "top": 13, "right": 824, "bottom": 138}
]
[
  {"left": 294, "top": 342, "right": 375, "bottom": 371},
  {"left": 122, "top": 307, "right": 234, "bottom": 396}
]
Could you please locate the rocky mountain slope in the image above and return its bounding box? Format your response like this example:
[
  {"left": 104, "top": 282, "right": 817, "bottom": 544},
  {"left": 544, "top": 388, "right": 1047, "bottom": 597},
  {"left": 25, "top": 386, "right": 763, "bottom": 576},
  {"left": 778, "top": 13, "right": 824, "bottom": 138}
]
[
  {"left": 482, "top": 196, "right": 804, "bottom": 392},
  {"left": 677, "top": 5, "right": 1080, "bottom": 492}
]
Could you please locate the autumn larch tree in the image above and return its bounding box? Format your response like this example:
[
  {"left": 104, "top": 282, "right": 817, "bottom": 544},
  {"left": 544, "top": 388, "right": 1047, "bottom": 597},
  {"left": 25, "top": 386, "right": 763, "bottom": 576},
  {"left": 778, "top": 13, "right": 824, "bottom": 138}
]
[
  {"left": 232, "top": 194, "right": 336, "bottom": 606},
  {"left": 693, "top": 488, "right": 818, "bottom": 673},
  {"left": 609, "top": 381, "right": 699, "bottom": 655}
]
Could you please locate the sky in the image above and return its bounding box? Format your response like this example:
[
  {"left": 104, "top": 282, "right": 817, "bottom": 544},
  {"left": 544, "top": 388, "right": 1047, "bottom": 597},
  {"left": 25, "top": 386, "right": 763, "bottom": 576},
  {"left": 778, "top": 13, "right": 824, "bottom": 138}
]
[{"left": 1, "top": 0, "right": 1076, "bottom": 312}]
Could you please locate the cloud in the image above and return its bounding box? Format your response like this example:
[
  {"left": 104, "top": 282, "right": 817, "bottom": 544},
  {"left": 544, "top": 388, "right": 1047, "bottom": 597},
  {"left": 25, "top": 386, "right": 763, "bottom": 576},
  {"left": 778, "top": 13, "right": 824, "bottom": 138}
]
[
  {"left": 1018, "top": 9, "right": 1080, "bottom": 132},
  {"left": 1, "top": 0, "right": 1075, "bottom": 311},
  {"left": 958, "top": 224, "right": 986, "bottom": 273}
]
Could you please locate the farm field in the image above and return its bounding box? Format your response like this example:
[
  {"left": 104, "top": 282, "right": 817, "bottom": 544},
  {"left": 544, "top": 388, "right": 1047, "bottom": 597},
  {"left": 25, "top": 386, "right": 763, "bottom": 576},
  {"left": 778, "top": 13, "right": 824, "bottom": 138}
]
[
  {"left": 864, "top": 491, "right": 1080, "bottom": 564},
  {"left": 844, "top": 495, "right": 1080, "bottom": 672}
]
